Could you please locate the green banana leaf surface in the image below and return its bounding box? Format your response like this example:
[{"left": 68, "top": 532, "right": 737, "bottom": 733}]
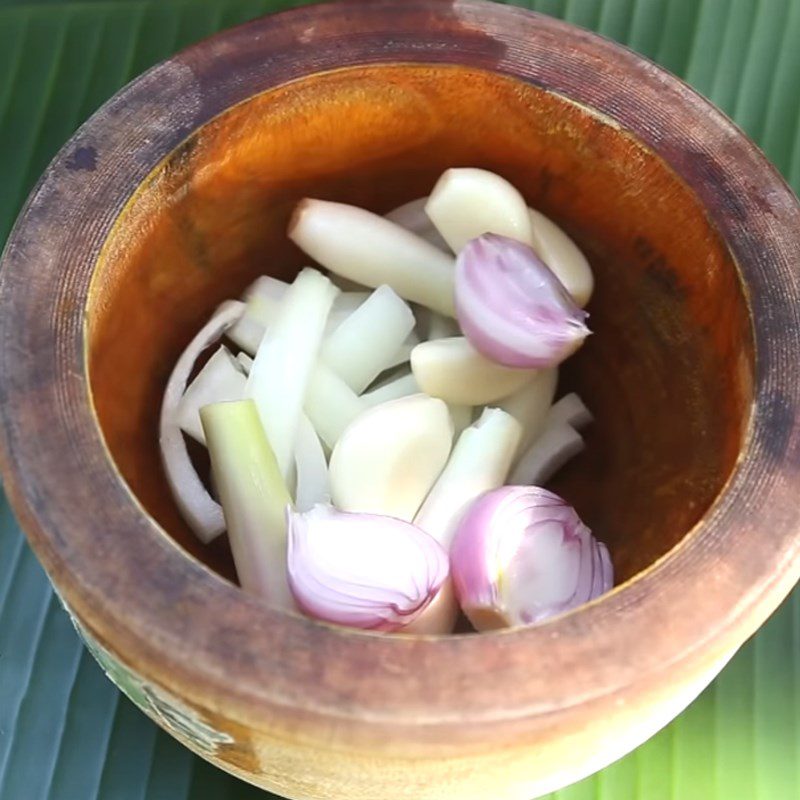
[{"left": 0, "top": 1, "right": 798, "bottom": 798}]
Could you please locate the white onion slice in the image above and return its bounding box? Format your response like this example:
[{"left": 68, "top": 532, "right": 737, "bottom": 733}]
[
  {"left": 510, "top": 423, "right": 584, "bottom": 486},
  {"left": 304, "top": 363, "right": 365, "bottom": 449},
  {"left": 175, "top": 347, "right": 246, "bottom": 445},
  {"left": 294, "top": 414, "right": 330, "bottom": 512},
  {"left": 546, "top": 392, "right": 593, "bottom": 430},
  {"left": 322, "top": 285, "right": 415, "bottom": 392},
  {"left": 159, "top": 301, "right": 244, "bottom": 543},
  {"left": 246, "top": 268, "right": 338, "bottom": 479}
]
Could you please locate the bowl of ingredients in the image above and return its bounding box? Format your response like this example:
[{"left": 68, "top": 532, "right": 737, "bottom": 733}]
[{"left": 2, "top": 1, "right": 800, "bottom": 799}]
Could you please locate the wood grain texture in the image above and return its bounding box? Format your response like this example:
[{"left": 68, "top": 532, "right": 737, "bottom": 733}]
[{"left": 1, "top": 2, "right": 800, "bottom": 799}]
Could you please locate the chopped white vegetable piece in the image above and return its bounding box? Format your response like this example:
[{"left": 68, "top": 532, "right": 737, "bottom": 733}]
[
  {"left": 236, "top": 352, "right": 254, "bottom": 374},
  {"left": 425, "top": 168, "right": 534, "bottom": 253},
  {"left": 529, "top": 208, "right": 594, "bottom": 307},
  {"left": 304, "top": 363, "right": 365, "bottom": 449},
  {"left": 546, "top": 392, "right": 593, "bottom": 430},
  {"left": 329, "top": 394, "right": 453, "bottom": 521},
  {"left": 226, "top": 305, "right": 266, "bottom": 355},
  {"left": 246, "top": 268, "right": 338, "bottom": 479},
  {"left": 360, "top": 371, "right": 419, "bottom": 407},
  {"left": 509, "top": 423, "right": 584, "bottom": 486},
  {"left": 385, "top": 197, "right": 450, "bottom": 251},
  {"left": 160, "top": 300, "right": 244, "bottom": 544},
  {"left": 499, "top": 368, "right": 559, "bottom": 455},
  {"left": 289, "top": 199, "right": 456, "bottom": 316},
  {"left": 175, "top": 347, "right": 246, "bottom": 445},
  {"left": 415, "top": 408, "right": 521, "bottom": 550},
  {"left": 201, "top": 400, "right": 295, "bottom": 606},
  {"left": 294, "top": 414, "right": 330, "bottom": 512},
  {"left": 228, "top": 279, "right": 290, "bottom": 351},
  {"left": 322, "top": 285, "right": 416, "bottom": 392},
  {"left": 411, "top": 337, "right": 537, "bottom": 405},
  {"left": 229, "top": 284, "right": 369, "bottom": 355}
]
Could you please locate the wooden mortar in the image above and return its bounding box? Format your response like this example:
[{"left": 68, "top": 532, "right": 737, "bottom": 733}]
[{"left": 2, "top": 2, "right": 800, "bottom": 798}]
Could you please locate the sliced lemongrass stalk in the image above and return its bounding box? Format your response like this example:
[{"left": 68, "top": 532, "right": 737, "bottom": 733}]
[
  {"left": 330, "top": 394, "right": 453, "bottom": 521},
  {"left": 499, "top": 368, "right": 559, "bottom": 455},
  {"left": 236, "top": 352, "right": 254, "bottom": 374},
  {"left": 287, "top": 504, "right": 449, "bottom": 631},
  {"left": 360, "top": 371, "right": 419, "bottom": 407},
  {"left": 545, "top": 392, "right": 593, "bottom": 430},
  {"left": 304, "top": 363, "right": 365, "bottom": 449},
  {"left": 529, "top": 208, "right": 594, "bottom": 307},
  {"left": 448, "top": 404, "right": 474, "bottom": 437},
  {"left": 289, "top": 199, "right": 456, "bottom": 316},
  {"left": 411, "top": 336, "right": 536, "bottom": 405},
  {"left": 456, "top": 234, "right": 590, "bottom": 368},
  {"left": 509, "top": 423, "right": 584, "bottom": 486},
  {"left": 425, "top": 168, "right": 534, "bottom": 253},
  {"left": 160, "top": 301, "right": 244, "bottom": 543},
  {"left": 321, "top": 285, "right": 415, "bottom": 392},
  {"left": 226, "top": 308, "right": 266, "bottom": 355},
  {"left": 175, "top": 347, "right": 246, "bottom": 445},
  {"left": 451, "top": 486, "right": 612, "bottom": 630},
  {"left": 385, "top": 197, "right": 450, "bottom": 251},
  {"left": 246, "top": 268, "right": 338, "bottom": 479},
  {"left": 415, "top": 408, "right": 522, "bottom": 550},
  {"left": 201, "top": 400, "right": 294, "bottom": 606},
  {"left": 294, "top": 414, "right": 330, "bottom": 512}
]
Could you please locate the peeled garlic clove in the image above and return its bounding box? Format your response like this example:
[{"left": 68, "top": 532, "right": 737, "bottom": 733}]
[
  {"left": 329, "top": 394, "right": 453, "bottom": 521},
  {"left": 529, "top": 208, "right": 594, "bottom": 307},
  {"left": 287, "top": 504, "right": 449, "bottom": 631},
  {"left": 411, "top": 336, "right": 537, "bottom": 406},
  {"left": 450, "top": 486, "right": 613, "bottom": 630},
  {"left": 455, "top": 234, "right": 590, "bottom": 369},
  {"left": 425, "top": 168, "right": 534, "bottom": 253}
]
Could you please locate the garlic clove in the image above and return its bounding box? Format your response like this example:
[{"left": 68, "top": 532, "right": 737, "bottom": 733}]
[
  {"left": 411, "top": 336, "right": 537, "bottom": 406},
  {"left": 425, "top": 168, "right": 534, "bottom": 253},
  {"left": 329, "top": 394, "right": 453, "bottom": 521}
]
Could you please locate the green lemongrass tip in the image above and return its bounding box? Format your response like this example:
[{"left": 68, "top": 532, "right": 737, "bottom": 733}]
[{"left": 201, "top": 399, "right": 294, "bottom": 608}]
